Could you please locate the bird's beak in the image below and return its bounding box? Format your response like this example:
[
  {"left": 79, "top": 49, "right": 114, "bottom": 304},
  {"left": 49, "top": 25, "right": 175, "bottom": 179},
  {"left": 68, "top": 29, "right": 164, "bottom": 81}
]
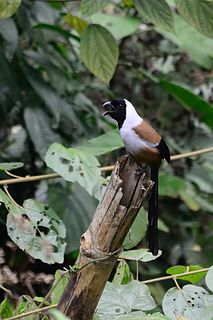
[{"left": 102, "top": 102, "right": 114, "bottom": 117}]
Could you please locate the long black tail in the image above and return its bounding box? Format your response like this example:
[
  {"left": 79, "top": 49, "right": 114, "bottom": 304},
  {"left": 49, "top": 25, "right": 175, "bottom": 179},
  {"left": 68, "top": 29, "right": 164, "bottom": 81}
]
[{"left": 148, "top": 165, "right": 159, "bottom": 255}]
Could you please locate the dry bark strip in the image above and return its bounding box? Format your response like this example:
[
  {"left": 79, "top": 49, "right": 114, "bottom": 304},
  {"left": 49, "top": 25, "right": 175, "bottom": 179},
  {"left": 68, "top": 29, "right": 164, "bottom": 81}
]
[{"left": 57, "top": 155, "right": 153, "bottom": 319}]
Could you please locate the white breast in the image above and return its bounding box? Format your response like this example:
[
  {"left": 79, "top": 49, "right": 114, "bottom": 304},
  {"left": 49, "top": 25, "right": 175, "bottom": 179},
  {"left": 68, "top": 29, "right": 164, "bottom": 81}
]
[{"left": 120, "top": 100, "right": 159, "bottom": 155}]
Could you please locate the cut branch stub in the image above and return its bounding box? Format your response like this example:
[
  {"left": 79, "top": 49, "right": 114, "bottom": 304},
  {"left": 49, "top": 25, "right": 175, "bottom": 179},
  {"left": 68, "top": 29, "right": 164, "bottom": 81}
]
[{"left": 57, "top": 155, "right": 152, "bottom": 320}]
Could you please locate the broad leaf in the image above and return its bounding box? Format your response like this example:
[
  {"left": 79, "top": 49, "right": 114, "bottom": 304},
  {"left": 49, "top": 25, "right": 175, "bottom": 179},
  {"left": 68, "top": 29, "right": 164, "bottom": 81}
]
[
  {"left": 81, "top": 0, "right": 109, "bottom": 16},
  {"left": 97, "top": 280, "right": 156, "bottom": 317},
  {"left": 175, "top": 0, "right": 213, "bottom": 38},
  {"left": 0, "top": 19, "right": 18, "bottom": 60},
  {"left": 160, "top": 15, "right": 213, "bottom": 69},
  {"left": 80, "top": 24, "right": 119, "bottom": 83},
  {"left": 113, "top": 260, "right": 133, "bottom": 285},
  {"left": 116, "top": 313, "right": 170, "bottom": 320},
  {"left": 91, "top": 14, "right": 141, "bottom": 40},
  {"left": 134, "top": 0, "right": 174, "bottom": 32},
  {"left": 81, "top": 129, "right": 123, "bottom": 156},
  {"left": 49, "top": 309, "right": 70, "bottom": 320},
  {"left": 123, "top": 208, "right": 148, "bottom": 250},
  {"left": 0, "top": 299, "right": 14, "bottom": 318},
  {"left": 64, "top": 14, "right": 88, "bottom": 35},
  {"left": 163, "top": 284, "right": 212, "bottom": 320},
  {"left": 166, "top": 265, "right": 207, "bottom": 284},
  {"left": 51, "top": 270, "right": 70, "bottom": 304},
  {"left": 206, "top": 266, "right": 213, "bottom": 292},
  {"left": 160, "top": 80, "right": 213, "bottom": 131},
  {"left": 0, "top": 162, "right": 23, "bottom": 171},
  {"left": 24, "top": 108, "right": 62, "bottom": 159},
  {"left": 0, "top": 190, "right": 66, "bottom": 264},
  {"left": 0, "top": 0, "right": 22, "bottom": 18},
  {"left": 45, "top": 143, "right": 104, "bottom": 199},
  {"left": 48, "top": 183, "right": 97, "bottom": 252},
  {"left": 120, "top": 249, "right": 161, "bottom": 262}
]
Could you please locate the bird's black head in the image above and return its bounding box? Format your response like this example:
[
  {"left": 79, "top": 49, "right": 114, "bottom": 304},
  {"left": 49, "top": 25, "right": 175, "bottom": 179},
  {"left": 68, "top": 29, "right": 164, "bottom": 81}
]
[{"left": 102, "top": 98, "right": 126, "bottom": 129}]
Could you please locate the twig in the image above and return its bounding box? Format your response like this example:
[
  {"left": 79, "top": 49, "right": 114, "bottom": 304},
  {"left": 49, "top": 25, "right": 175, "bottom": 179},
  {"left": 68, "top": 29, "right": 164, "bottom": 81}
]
[
  {"left": 141, "top": 267, "right": 209, "bottom": 284},
  {"left": 5, "top": 304, "right": 57, "bottom": 320},
  {"left": 3, "top": 185, "right": 22, "bottom": 208},
  {"left": 0, "top": 147, "right": 212, "bottom": 186}
]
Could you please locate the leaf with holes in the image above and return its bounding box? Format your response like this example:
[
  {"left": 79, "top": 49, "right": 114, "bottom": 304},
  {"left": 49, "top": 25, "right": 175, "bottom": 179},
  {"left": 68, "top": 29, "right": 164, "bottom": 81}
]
[
  {"left": 113, "top": 260, "right": 133, "bottom": 285},
  {"left": 162, "top": 284, "right": 212, "bottom": 320},
  {"left": 80, "top": 24, "right": 119, "bottom": 83},
  {"left": 97, "top": 280, "right": 156, "bottom": 317},
  {"left": 134, "top": 0, "right": 174, "bottom": 32},
  {"left": 0, "top": 190, "right": 66, "bottom": 264},
  {"left": 206, "top": 266, "right": 213, "bottom": 292},
  {"left": 175, "top": 0, "right": 213, "bottom": 38},
  {"left": 80, "top": 0, "right": 109, "bottom": 16},
  {"left": 0, "top": 162, "right": 24, "bottom": 171},
  {"left": 119, "top": 249, "right": 161, "bottom": 262},
  {"left": 166, "top": 265, "right": 207, "bottom": 284},
  {"left": 0, "top": 0, "right": 22, "bottom": 18},
  {"left": 45, "top": 143, "right": 104, "bottom": 199}
]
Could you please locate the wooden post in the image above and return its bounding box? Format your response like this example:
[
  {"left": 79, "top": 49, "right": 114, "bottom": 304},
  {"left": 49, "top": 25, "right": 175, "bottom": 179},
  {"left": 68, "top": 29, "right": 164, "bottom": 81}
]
[{"left": 57, "top": 156, "right": 152, "bottom": 319}]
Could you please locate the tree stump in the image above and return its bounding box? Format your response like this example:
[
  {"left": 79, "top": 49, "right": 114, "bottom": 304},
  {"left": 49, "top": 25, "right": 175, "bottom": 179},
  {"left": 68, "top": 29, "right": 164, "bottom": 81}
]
[{"left": 57, "top": 155, "right": 152, "bottom": 319}]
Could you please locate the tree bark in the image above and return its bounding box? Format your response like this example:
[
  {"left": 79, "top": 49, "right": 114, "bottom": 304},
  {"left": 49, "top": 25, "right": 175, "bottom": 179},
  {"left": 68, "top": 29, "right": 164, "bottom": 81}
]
[{"left": 57, "top": 155, "right": 152, "bottom": 319}]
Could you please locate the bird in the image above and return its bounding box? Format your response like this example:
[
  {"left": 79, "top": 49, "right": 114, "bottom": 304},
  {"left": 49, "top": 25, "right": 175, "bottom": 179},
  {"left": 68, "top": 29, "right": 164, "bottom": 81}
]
[{"left": 102, "top": 98, "right": 171, "bottom": 255}]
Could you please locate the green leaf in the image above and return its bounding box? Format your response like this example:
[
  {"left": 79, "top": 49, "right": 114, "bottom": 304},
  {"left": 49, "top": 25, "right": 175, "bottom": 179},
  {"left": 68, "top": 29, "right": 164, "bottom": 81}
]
[
  {"left": 206, "top": 266, "right": 213, "bottom": 292},
  {"left": 134, "top": 0, "right": 174, "bottom": 32},
  {"left": 51, "top": 270, "right": 70, "bottom": 304},
  {"left": 0, "top": 299, "right": 14, "bottom": 318},
  {"left": 24, "top": 108, "right": 61, "bottom": 159},
  {"left": 175, "top": 0, "right": 213, "bottom": 38},
  {"left": 49, "top": 183, "right": 98, "bottom": 253},
  {"left": 119, "top": 249, "right": 161, "bottom": 262},
  {"left": 123, "top": 208, "right": 148, "bottom": 250},
  {"left": 116, "top": 313, "right": 170, "bottom": 320},
  {"left": 163, "top": 284, "right": 212, "bottom": 320},
  {"left": 97, "top": 280, "right": 156, "bottom": 317},
  {"left": 15, "top": 296, "right": 39, "bottom": 320},
  {"left": 81, "top": 129, "right": 123, "bottom": 156},
  {"left": 91, "top": 13, "right": 141, "bottom": 40},
  {"left": 113, "top": 260, "right": 133, "bottom": 285},
  {"left": 48, "top": 309, "right": 69, "bottom": 320},
  {"left": 0, "top": 19, "right": 18, "bottom": 60},
  {"left": 0, "top": 162, "right": 23, "bottom": 171},
  {"left": 64, "top": 14, "right": 88, "bottom": 35},
  {"left": 160, "top": 15, "right": 213, "bottom": 69},
  {"left": 45, "top": 143, "right": 104, "bottom": 199},
  {"left": 80, "top": 24, "right": 119, "bottom": 84},
  {"left": 166, "top": 265, "right": 207, "bottom": 284},
  {"left": 159, "top": 172, "right": 186, "bottom": 198},
  {"left": 81, "top": 0, "right": 109, "bottom": 16},
  {"left": 33, "top": 23, "right": 80, "bottom": 42},
  {"left": 0, "top": 0, "right": 22, "bottom": 18},
  {"left": 160, "top": 80, "right": 213, "bottom": 131},
  {"left": 0, "top": 190, "right": 66, "bottom": 264}
]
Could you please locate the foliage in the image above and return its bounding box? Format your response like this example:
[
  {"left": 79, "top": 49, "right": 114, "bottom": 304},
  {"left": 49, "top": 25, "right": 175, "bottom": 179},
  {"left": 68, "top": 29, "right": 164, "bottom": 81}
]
[{"left": 0, "top": 0, "right": 213, "bottom": 319}]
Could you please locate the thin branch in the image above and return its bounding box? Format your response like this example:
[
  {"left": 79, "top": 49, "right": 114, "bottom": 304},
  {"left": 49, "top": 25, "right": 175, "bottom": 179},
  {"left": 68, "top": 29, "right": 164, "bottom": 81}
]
[
  {"left": 0, "top": 146, "right": 212, "bottom": 186},
  {"left": 5, "top": 304, "right": 57, "bottom": 320},
  {"left": 141, "top": 267, "right": 209, "bottom": 284}
]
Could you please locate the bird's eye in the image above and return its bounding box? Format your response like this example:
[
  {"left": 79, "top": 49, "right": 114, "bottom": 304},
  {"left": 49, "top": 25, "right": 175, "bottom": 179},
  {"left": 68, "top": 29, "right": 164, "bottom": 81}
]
[{"left": 118, "top": 104, "right": 123, "bottom": 109}]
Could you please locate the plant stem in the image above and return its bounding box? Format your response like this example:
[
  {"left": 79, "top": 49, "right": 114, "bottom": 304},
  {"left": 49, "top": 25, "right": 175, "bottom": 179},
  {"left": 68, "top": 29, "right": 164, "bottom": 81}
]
[
  {"left": 5, "top": 304, "right": 57, "bottom": 320},
  {"left": 0, "top": 147, "right": 212, "bottom": 186}
]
